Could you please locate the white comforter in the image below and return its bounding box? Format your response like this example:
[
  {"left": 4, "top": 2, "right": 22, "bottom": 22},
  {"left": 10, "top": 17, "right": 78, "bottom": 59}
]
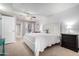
[{"left": 23, "top": 33, "right": 60, "bottom": 56}]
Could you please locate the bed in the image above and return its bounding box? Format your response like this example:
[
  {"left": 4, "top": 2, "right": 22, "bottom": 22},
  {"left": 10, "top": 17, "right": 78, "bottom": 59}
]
[{"left": 23, "top": 33, "right": 60, "bottom": 56}]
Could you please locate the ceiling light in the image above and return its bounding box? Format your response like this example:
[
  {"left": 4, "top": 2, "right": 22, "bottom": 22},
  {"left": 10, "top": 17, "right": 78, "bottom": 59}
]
[{"left": 0, "top": 4, "right": 6, "bottom": 10}]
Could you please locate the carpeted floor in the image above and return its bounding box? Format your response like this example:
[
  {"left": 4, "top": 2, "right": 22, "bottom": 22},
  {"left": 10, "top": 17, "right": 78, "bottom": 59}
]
[
  {"left": 5, "top": 40, "right": 34, "bottom": 56},
  {"left": 5, "top": 39, "right": 79, "bottom": 56},
  {"left": 39, "top": 45, "right": 79, "bottom": 56}
]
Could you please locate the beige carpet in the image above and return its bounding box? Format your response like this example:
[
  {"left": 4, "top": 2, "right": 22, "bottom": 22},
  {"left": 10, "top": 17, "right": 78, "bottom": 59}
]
[
  {"left": 40, "top": 45, "right": 79, "bottom": 56},
  {"left": 5, "top": 39, "right": 79, "bottom": 56},
  {"left": 5, "top": 40, "right": 34, "bottom": 56}
]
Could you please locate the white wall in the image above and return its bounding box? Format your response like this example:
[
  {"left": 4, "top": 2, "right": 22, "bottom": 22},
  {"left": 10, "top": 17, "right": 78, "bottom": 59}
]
[
  {"left": 46, "top": 5, "right": 79, "bottom": 48},
  {"left": 0, "top": 20, "right": 1, "bottom": 35},
  {"left": 61, "top": 23, "right": 79, "bottom": 34},
  {"left": 42, "top": 23, "right": 60, "bottom": 35},
  {"left": 16, "top": 14, "right": 61, "bottom": 35},
  {"left": 0, "top": 18, "right": 2, "bottom": 37},
  {"left": 35, "top": 15, "right": 60, "bottom": 35}
]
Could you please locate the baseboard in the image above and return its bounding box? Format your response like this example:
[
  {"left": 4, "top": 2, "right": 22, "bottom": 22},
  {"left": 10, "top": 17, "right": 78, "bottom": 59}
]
[{"left": 5, "top": 41, "right": 16, "bottom": 45}]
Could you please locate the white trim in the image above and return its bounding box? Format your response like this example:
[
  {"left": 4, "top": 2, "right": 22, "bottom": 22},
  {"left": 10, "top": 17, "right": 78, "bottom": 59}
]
[{"left": 5, "top": 41, "right": 16, "bottom": 44}]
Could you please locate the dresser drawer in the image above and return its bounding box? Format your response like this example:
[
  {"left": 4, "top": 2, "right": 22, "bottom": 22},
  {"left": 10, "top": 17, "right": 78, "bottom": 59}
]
[{"left": 61, "top": 34, "right": 78, "bottom": 52}]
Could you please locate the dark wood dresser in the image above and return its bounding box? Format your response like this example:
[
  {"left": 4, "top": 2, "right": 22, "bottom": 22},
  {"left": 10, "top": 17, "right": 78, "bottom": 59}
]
[{"left": 61, "top": 34, "right": 78, "bottom": 52}]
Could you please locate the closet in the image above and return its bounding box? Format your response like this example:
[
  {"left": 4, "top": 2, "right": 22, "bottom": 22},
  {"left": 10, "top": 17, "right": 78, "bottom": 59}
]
[{"left": 0, "top": 15, "right": 16, "bottom": 44}]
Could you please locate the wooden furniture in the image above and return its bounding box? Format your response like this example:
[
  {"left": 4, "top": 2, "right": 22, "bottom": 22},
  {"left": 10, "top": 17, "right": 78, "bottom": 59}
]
[{"left": 61, "top": 34, "right": 78, "bottom": 52}]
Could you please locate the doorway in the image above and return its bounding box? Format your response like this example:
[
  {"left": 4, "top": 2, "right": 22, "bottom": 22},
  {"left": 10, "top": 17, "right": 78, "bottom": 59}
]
[{"left": 16, "top": 23, "right": 22, "bottom": 39}]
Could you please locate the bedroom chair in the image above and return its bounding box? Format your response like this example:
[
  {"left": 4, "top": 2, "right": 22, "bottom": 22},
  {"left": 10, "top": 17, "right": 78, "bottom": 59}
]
[{"left": 0, "top": 38, "right": 5, "bottom": 56}]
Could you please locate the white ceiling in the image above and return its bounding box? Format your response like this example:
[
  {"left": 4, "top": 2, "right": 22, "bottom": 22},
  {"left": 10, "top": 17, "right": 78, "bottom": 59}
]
[
  {"left": 47, "top": 4, "right": 79, "bottom": 23},
  {"left": 12, "top": 3, "right": 79, "bottom": 16},
  {"left": 0, "top": 3, "right": 79, "bottom": 16},
  {"left": 1, "top": 3, "right": 79, "bottom": 31},
  {"left": 1, "top": 3, "right": 79, "bottom": 26}
]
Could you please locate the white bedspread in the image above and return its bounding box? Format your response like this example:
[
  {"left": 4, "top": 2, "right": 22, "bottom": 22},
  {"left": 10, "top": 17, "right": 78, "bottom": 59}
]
[{"left": 23, "top": 33, "right": 60, "bottom": 56}]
